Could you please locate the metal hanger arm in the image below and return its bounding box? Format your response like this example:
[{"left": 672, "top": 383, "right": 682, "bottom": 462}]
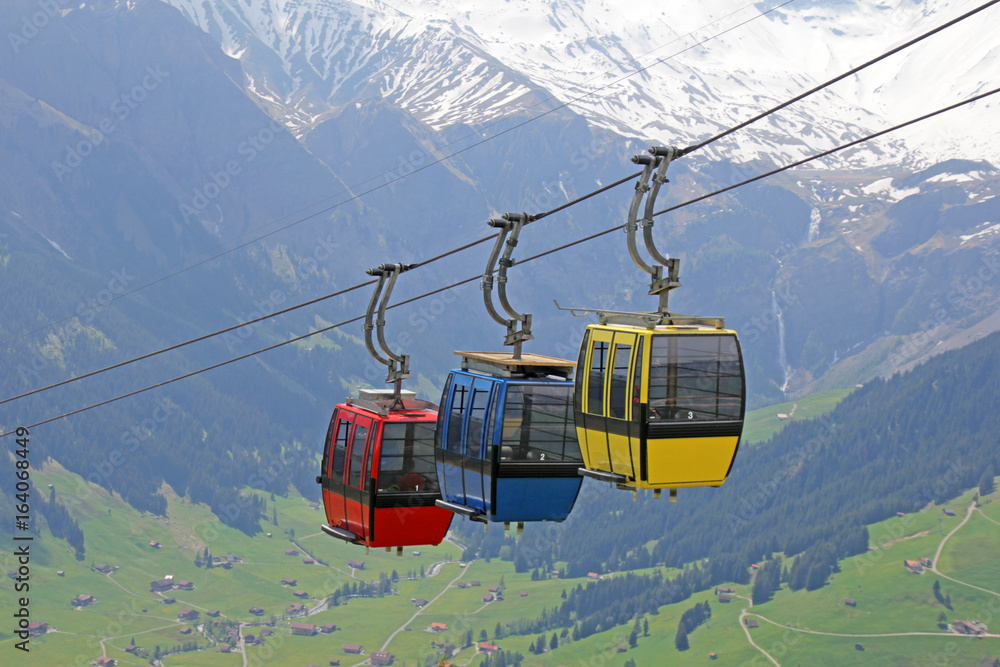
[
  {"left": 626, "top": 155, "right": 660, "bottom": 276},
  {"left": 642, "top": 146, "right": 678, "bottom": 267}
]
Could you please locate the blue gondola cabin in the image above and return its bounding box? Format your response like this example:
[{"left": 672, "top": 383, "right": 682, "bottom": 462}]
[{"left": 435, "top": 352, "right": 584, "bottom": 524}]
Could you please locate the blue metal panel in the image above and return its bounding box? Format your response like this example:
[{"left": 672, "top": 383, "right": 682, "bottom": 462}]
[
  {"left": 490, "top": 477, "right": 582, "bottom": 522},
  {"left": 436, "top": 369, "right": 582, "bottom": 523}
]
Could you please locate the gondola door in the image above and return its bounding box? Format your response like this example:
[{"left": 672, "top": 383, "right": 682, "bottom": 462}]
[
  {"left": 344, "top": 414, "right": 375, "bottom": 541},
  {"left": 578, "top": 328, "right": 614, "bottom": 472},
  {"left": 439, "top": 375, "right": 470, "bottom": 508},
  {"left": 606, "top": 333, "right": 640, "bottom": 481},
  {"left": 462, "top": 378, "right": 494, "bottom": 512},
  {"left": 322, "top": 408, "right": 353, "bottom": 533},
  {"left": 577, "top": 328, "right": 644, "bottom": 484}
]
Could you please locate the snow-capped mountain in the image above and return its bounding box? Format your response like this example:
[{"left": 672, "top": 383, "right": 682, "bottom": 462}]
[{"left": 162, "top": 0, "right": 999, "bottom": 168}]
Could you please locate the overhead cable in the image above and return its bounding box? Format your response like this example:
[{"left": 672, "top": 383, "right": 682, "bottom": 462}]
[
  {"left": 1, "top": 1, "right": 791, "bottom": 348},
  {"left": 3, "top": 85, "right": 996, "bottom": 437}
]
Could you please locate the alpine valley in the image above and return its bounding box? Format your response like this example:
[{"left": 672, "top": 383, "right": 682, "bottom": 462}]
[{"left": 1, "top": 0, "right": 999, "bottom": 665}]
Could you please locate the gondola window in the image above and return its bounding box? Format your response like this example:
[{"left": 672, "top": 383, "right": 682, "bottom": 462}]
[{"left": 649, "top": 335, "right": 742, "bottom": 422}]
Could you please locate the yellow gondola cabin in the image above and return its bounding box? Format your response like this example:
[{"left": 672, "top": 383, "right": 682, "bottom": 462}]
[{"left": 573, "top": 320, "right": 745, "bottom": 491}]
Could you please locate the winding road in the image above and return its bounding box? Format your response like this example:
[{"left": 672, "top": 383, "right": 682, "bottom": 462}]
[{"left": 736, "top": 497, "right": 1000, "bottom": 665}]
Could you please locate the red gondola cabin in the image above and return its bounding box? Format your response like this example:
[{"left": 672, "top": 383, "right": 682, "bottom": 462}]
[{"left": 319, "top": 389, "right": 453, "bottom": 548}]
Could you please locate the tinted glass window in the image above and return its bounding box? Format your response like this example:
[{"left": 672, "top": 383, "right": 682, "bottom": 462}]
[
  {"left": 499, "top": 384, "right": 582, "bottom": 463},
  {"left": 329, "top": 419, "right": 350, "bottom": 483},
  {"left": 486, "top": 389, "right": 500, "bottom": 461},
  {"left": 347, "top": 424, "right": 368, "bottom": 488},
  {"left": 609, "top": 343, "right": 631, "bottom": 419},
  {"left": 587, "top": 341, "right": 608, "bottom": 415},
  {"left": 467, "top": 388, "right": 489, "bottom": 459},
  {"left": 648, "top": 334, "right": 743, "bottom": 422},
  {"left": 446, "top": 384, "right": 468, "bottom": 453},
  {"left": 631, "top": 338, "right": 644, "bottom": 423},
  {"left": 321, "top": 414, "right": 335, "bottom": 480},
  {"left": 574, "top": 329, "right": 591, "bottom": 412},
  {"left": 435, "top": 374, "right": 452, "bottom": 451},
  {"left": 378, "top": 422, "right": 439, "bottom": 493}
]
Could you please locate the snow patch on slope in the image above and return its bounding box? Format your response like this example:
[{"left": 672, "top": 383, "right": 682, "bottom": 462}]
[{"left": 161, "top": 0, "right": 1000, "bottom": 167}]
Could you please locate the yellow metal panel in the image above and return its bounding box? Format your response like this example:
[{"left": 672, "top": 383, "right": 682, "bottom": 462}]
[
  {"left": 646, "top": 435, "right": 740, "bottom": 487},
  {"left": 607, "top": 431, "right": 632, "bottom": 479},
  {"left": 575, "top": 426, "right": 592, "bottom": 469},
  {"left": 578, "top": 426, "right": 611, "bottom": 471},
  {"left": 629, "top": 435, "right": 644, "bottom": 482}
]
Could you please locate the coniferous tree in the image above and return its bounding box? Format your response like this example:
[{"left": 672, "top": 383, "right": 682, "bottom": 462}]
[
  {"left": 751, "top": 557, "right": 782, "bottom": 604},
  {"left": 805, "top": 563, "right": 828, "bottom": 591},
  {"left": 980, "top": 466, "right": 996, "bottom": 496},
  {"left": 674, "top": 625, "right": 689, "bottom": 651}
]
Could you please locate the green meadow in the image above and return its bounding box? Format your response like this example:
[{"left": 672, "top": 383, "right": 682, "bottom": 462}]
[
  {"left": 3, "top": 456, "right": 998, "bottom": 666},
  {"left": 742, "top": 388, "right": 853, "bottom": 445}
]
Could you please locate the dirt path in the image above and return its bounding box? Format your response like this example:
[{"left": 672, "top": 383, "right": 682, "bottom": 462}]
[
  {"left": 976, "top": 507, "right": 1000, "bottom": 527},
  {"left": 366, "top": 560, "right": 472, "bottom": 662},
  {"left": 873, "top": 530, "right": 930, "bottom": 550},
  {"left": 739, "top": 608, "right": 780, "bottom": 666},
  {"left": 735, "top": 578, "right": 781, "bottom": 665},
  {"left": 747, "top": 613, "right": 1000, "bottom": 640},
  {"left": 931, "top": 501, "right": 1000, "bottom": 598},
  {"left": 741, "top": 498, "right": 999, "bottom": 660}
]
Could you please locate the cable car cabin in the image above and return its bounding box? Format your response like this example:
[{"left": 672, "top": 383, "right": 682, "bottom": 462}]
[
  {"left": 319, "top": 389, "right": 453, "bottom": 548},
  {"left": 575, "top": 324, "right": 745, "bottom": 490},
  {"left": 435, "top": 352, "right": 584, "bottom": 524}
]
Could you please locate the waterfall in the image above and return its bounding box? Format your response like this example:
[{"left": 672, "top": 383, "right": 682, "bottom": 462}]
[
  {"left": 771, "top": 290, "right": 790, "bottom": 392},
  {"left": 808, "top": 208, "right": 821, "bottom": 242}
]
